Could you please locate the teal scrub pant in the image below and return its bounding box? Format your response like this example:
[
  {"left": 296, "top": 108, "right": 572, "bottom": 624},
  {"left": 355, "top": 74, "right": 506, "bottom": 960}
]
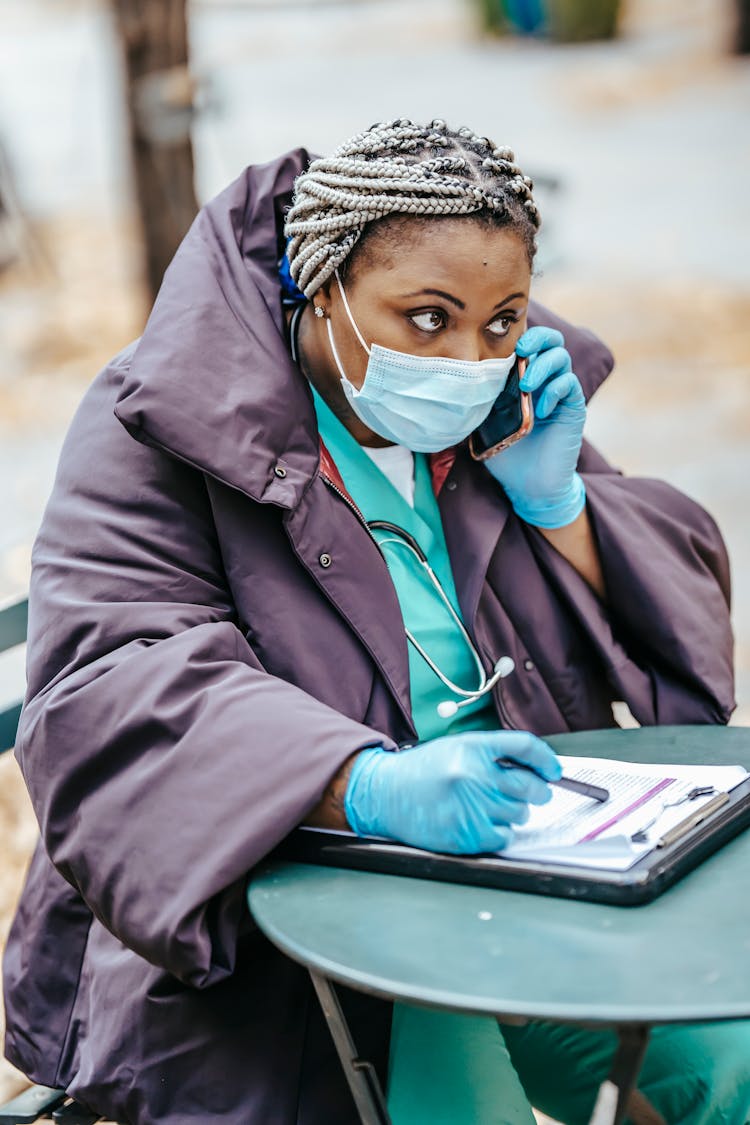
[
  {"left": 387, "top": 1006, "right": 750, "bottom": 1124},
  {"left": 504, "top": 1017, "right": 750, "bottom": 1125}
]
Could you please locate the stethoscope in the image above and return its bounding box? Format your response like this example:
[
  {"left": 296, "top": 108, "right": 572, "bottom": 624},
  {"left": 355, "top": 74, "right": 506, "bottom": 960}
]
[
  {"left": 287, "top": 305, "right": 516, "bottom": 723},
  {"left": 367, "top": 520, "right": 515, "bottom": 720}
]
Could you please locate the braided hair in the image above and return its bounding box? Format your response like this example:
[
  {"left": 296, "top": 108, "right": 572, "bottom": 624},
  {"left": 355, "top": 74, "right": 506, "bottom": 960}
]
[{"left": 284, "top": 118, "right": 541, "bottom": 298}]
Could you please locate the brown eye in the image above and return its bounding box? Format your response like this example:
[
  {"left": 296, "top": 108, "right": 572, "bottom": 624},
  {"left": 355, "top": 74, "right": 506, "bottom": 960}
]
[
  {"left": 409, "top": 310, "right": 446, "bottom": 333},
  {"left": 488, "top": 315, "right": 514, "bottom": 337}
]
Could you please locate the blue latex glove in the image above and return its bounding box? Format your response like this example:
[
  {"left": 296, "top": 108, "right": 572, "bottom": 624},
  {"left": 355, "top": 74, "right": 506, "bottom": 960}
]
[
  {"left": 344, "top": 731, "right": 562, "bottom": 855},
  {"left": 485, "top": 325, "right": 587, "bottom": 529}
]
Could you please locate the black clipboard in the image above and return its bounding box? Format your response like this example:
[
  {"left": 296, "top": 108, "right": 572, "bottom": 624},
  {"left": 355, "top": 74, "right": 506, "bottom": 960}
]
[{"left": 274, "top": 774, "right": 750, "bottom": 906}]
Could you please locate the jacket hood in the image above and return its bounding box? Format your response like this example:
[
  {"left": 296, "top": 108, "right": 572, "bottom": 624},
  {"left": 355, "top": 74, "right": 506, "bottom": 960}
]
[
  {"left": 115, "top": 149, "right": 614, "bottom": 508},
  {"left": 115, "top": 148, "right": 319, "bottom": 510}
]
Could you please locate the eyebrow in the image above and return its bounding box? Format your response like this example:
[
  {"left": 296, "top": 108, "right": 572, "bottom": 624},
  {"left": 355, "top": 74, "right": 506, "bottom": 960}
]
[
  {"left": 401, "top": 288, "right": 466, "bottom": 309},
  {"left": 400, "top": 288, "right": 526, "bottom": 311},
  {"left": 492, "top": 292, "right": 526, "bottom": 311}
]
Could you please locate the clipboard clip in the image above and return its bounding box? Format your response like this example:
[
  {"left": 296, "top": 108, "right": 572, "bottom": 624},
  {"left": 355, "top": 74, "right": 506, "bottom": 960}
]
[
  {"left": 630, "top": 785, "right": 718, "bottom": 844},
  {"left": 655, "top": 791, "right": 730, "bottom": 849}
]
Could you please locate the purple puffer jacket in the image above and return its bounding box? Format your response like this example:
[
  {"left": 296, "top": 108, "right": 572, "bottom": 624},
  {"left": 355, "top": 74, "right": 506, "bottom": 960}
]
[{"left": 2, "top": 149, "right": 734, "bottom": 1124}]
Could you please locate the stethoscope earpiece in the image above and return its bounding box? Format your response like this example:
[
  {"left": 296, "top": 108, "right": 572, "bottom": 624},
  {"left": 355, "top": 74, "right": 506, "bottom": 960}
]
[
  {"left": 437, "top": 700, "right": 460, "bottom": 719},
  {"left": 437, "top": 657, "right": 515, "bottom": 719},
  {"left": 493, "top": 656, "right": 516, "bottom": 679}
]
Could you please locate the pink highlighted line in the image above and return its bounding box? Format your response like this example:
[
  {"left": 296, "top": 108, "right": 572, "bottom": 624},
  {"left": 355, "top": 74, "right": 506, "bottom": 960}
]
[{"left": 579, "top": 778, "right": 676, "bottom": 842}]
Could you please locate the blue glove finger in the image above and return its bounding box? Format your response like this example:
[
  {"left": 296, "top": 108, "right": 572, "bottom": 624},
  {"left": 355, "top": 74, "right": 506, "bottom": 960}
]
[
  {"left": 519, "top": 346, "right": 573, "bottom": 393},
  {"left": 478, "top": 730, "right": 563, "bottom": 782},
  {"left": 489, "top": 825, "right": 515, "bottom": 852},
  {"left": 472, "top": 746, "right": 554, "bottom": 805},
  {"left": 535, "top": 371, "right": 585, "bottom": 421},
  {"left": 481, "top": 823, "right": 517, "bottom": 846},
  {"left": 462, "top": 737, "right": 553, "bottom": 808},
  {"left": 345, "top": 733, "right": 562, "bottom": 854},
  {"left": 516, "top": 325, "right": 565, "bottom": 358},
  {"left": 481, "top": 788, "right": 533, "bottom": 826},
  {"left": 491, "top": 765, "right": 554, "bottom": 807},
  {"left": 465, "top": 822, "right": 517, "bottom": 855}
]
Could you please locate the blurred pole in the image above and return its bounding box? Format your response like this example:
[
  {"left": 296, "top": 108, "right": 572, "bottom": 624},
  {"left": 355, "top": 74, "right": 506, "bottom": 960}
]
[
  {"left": 0, "top": 139, "right": 53, "bottom": 277},
  {"left": 736, "top": 0, "right": 750, "bottom": 52},
  {"left": 112, "top": 0, "right": 199, "bottom": 303}
]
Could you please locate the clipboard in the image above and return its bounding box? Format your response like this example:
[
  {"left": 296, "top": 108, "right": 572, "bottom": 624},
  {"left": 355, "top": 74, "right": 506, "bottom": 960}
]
[{"left": 274, "top": 728, "right": 750, "bottom": 906}]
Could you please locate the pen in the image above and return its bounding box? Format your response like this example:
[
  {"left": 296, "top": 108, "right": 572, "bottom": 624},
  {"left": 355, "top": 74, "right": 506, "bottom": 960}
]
[{"left": 495, "top": 757, "right": 610, "bottom": 804}]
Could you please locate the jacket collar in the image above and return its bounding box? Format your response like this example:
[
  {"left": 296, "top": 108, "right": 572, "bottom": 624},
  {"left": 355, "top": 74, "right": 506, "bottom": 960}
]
[
  {"left": 114, "top": 149, "right": 614, "bottom": 510},
  {"left": 115, "top": 148, "right": 320, "bottom": 510}
]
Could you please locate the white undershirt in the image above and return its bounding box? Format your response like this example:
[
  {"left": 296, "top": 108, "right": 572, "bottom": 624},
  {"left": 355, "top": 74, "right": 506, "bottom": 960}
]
[{"left": 362, "top": 443, "right": 416, "bottom": 507}]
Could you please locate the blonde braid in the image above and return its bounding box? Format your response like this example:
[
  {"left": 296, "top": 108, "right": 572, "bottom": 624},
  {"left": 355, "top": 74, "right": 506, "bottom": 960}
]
[{"left": 285, "top": 118, "right": 540, "bottom": 297}]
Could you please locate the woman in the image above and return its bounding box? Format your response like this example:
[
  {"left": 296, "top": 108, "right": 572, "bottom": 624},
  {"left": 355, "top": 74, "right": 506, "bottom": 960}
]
[{"left": 3, "top": 119, "right": 747, "bottom": 1123}]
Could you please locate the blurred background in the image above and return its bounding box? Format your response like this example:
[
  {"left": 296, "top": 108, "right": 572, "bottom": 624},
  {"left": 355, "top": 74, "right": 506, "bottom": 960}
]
[{"left": 1, "top": 0, "right": 749, "bottom": 1107}]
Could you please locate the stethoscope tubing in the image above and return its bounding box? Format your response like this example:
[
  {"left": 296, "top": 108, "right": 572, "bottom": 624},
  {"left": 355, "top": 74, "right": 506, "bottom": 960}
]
[
  {"left": 286, "top": 301, "right": 516, "bottom": 719},
  {"left": 367, "top": 520, "right": 509, "bottom": 705}
]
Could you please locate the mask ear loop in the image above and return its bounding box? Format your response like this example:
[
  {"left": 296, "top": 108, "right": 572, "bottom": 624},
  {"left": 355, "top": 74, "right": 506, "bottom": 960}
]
[
  {"left": 326, "top": 269, "right": 372, "bottom": 385},
  {"left": 326, "top": 318, "right": 350, "bottom": 383},
  {"left": 334, "top": 269, "right": 371, "bottom": 355}
]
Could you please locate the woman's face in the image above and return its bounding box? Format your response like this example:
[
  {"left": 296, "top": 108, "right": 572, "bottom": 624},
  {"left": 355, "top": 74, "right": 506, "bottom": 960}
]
[{"left": 308, "top": 217, "right": 533, "bottom": 445}]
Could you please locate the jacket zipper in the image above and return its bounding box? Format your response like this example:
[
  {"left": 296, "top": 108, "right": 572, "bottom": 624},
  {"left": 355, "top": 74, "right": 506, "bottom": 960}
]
[{"left": 320, "top": 473, "right": 368, "bottom": 531}]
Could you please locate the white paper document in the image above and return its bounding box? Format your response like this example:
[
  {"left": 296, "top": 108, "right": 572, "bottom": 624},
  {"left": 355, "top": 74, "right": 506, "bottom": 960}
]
[{"left": 499, "top": 756, "right": 749, "bottom": 871}]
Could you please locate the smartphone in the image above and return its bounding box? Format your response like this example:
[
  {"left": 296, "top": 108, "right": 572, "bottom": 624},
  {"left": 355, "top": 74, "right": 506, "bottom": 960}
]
[{"left": 468, "top": 355, "right": 533, "bottom": 462}]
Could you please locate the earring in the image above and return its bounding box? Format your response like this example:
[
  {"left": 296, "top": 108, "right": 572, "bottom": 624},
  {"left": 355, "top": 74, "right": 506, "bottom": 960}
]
[{"left": 313, "top": 305, "right": 325, "bottom": 319}]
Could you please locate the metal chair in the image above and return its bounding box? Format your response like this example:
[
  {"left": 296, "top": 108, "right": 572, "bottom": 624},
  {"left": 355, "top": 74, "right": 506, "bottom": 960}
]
[
  {"left": 0, "top": 595, "right": 103, "bottom": 1123},
  {"left": 0, "top": 595, "right": 27, "bottom": 754}
]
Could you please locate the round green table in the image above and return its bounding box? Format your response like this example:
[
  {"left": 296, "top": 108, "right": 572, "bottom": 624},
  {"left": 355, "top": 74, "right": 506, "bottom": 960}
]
[{"left": 248, "top": 726, "right": 750, "bottom": 1125}]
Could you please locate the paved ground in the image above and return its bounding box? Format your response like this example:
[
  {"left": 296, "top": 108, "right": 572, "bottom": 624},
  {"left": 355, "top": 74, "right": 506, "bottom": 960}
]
[{"left": 1, "top": 0, "right": 749, "bottom": 1109}]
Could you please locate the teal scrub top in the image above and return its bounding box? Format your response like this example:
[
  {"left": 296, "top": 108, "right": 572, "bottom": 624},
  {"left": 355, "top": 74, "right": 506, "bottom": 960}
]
[
  {"left": 312, "top": 387, "right": 496, "bottom": 741},
  {"left": 312, "top": 391, "right": 521, "bottom": 1122}
]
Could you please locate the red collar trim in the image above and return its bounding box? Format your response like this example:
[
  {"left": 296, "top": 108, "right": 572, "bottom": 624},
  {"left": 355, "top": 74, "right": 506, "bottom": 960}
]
[
  {"left": 428, "top": 448, "right": 457, "bottom": 495},
  {"left": 318, "top": 439, "right": 457, "bottom": 501}
]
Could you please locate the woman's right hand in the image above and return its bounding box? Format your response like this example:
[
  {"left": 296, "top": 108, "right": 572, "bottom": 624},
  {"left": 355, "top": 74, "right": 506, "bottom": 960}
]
[{"left": 344, "top": 731, "right": 562, "bottom": 854}]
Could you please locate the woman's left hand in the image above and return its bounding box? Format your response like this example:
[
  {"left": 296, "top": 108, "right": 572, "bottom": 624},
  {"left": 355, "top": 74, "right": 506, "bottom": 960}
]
[{"left": 485, "top": 325, "right": 587, "bottom": 529}]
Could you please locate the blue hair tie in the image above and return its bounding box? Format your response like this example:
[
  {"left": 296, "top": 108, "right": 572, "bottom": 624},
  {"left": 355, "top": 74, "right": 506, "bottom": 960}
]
[{"left": 278, "top": 246, "right": 306, "bottom": 304}]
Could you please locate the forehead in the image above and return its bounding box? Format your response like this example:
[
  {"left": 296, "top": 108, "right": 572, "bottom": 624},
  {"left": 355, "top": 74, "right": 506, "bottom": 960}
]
[{"left": 351, "top": 216, "right": 531, "bottom": 294}]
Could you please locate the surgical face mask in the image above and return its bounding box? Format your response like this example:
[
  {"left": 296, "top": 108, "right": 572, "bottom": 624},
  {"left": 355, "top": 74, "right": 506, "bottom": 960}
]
[{"left": 326, "top": 271, "right": 517, "bottom": 453}]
